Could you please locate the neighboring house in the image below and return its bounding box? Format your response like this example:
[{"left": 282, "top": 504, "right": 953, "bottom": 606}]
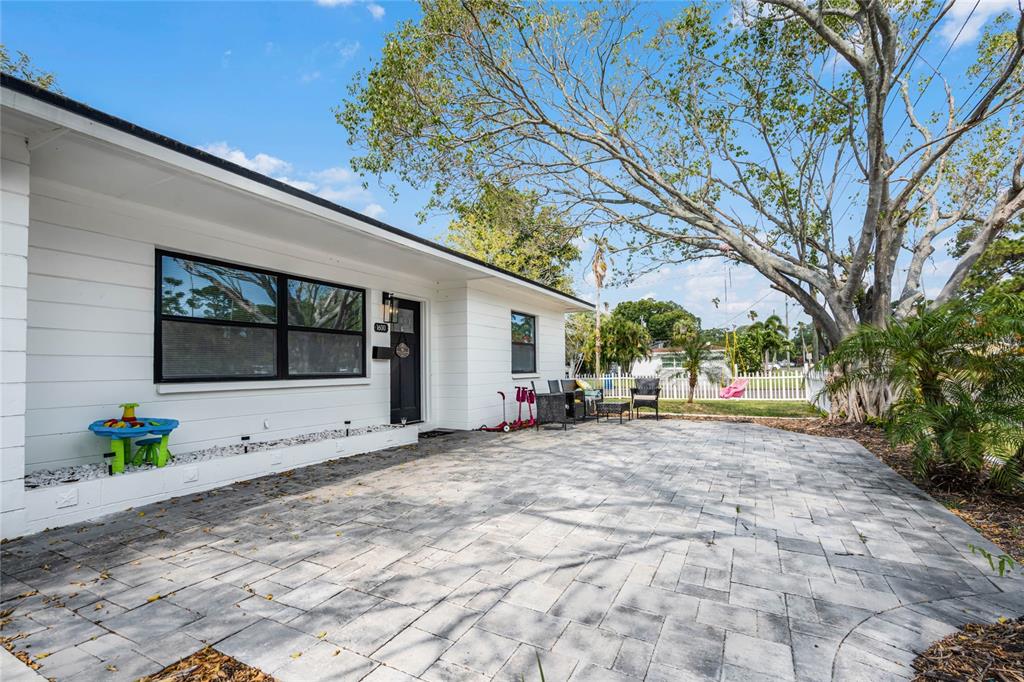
[
  {"left": 631, "top": 347, "right": 728, "bottom": 376},
  {"left": 0, "top": 75, "right": 589, "bottom": 538}
]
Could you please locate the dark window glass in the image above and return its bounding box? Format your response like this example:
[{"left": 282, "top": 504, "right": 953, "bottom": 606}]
[
  {"left": 511, "top": 312, "right": 535, "bottom": 344},
  {"left": 161, "top": 321, "right": 276, "bottom": 379},
  {"left": 287, "top": 280, "right": 364, "bottom": 331},
  {"left": 511, "top": 312, "right": 536, "bottom": 374},
  {"left": 392, "top": 307, "right": 416, "bottom": 334},
  {"left": 156, "top": 251, "right": 366, "bottom": 382},
  {"left": 161, "top": 255, "right": 277, "bottom": 323},
  {"left": 288, "top": 331, "right": 364, "bottom": 376}
]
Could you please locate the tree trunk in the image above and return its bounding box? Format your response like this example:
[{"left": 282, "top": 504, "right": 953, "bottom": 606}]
[{"left": 688, "top": 371, "right": 697, "bottom": 403}]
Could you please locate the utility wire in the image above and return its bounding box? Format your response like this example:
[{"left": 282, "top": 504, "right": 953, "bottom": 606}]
[{"left": 891, "top": 0, "right": 982, "bottom": 140}]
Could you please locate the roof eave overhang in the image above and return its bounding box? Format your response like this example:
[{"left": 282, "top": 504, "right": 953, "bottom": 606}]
[{"left": 1, "top": 74, "right": 592, "bottom": 313}]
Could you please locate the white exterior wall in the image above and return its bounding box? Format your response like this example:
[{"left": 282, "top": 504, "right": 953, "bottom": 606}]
[
  {"left": 432, "top": 284, "right": 469, "bottom": 429},
  {"left": 22, "top": 178, "right": 425, "bottom": 473},
  {"left": 20, "top": 178, "right": 571, "bottom": 473},
  {"left": 1, "top": 132, "right": 30, "bottom": 538},
  {"left": 458, "top": 281, "right": 567, "bottom": 431}
]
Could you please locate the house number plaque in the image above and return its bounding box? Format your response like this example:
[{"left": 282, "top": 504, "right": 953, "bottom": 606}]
[{"left": 374, "top": 322, "right": 389, "bottom": 333}]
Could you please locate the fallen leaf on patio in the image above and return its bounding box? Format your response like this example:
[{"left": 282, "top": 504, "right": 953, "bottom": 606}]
[
  {"left": 94, "top": 603, "right": 104, "bottom": 610},
  {"left": 316, "top": 631, "right": 327, "bottom": 639},
  {"left": 290, "top": 652, "right": 302, "bottom": 659},
  {"left": 35, "top": 653, "right": 50, "bottom": 660},
  {"left": 106, "top": 664, "right": 118, "bottom": 672},
  {"left": 146, "top": 594, "right": 162, "bottom": 603},
  {"left": 264, "top": 594, "right": 273, "bottom": 600},
  {"left": 138, "top": 512, "right": 145, "bottom": 517},
  {"left": 333, "top": 649, "right": 341, "bottom": 656}
]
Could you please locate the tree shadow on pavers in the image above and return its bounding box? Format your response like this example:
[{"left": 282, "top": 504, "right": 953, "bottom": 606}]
[{"left": 2, "top": 421, "right": 1017, "bottom": 681}]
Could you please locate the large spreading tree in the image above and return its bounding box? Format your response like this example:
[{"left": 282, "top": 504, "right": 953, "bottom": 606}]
[
  {"left": 445, "top": 182, "right": 580, "bottom": 293},
  {"left": 341, "top": 0, "right": 1024, "bottom": 417}
]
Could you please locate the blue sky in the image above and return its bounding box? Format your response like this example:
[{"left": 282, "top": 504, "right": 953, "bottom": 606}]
[{"left": 2, "top": 0, "right": 1013, "bottom": 331}]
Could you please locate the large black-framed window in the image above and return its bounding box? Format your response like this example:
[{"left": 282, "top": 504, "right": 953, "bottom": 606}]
[
  {"left": 511, "top": 311, "right": 536, "bottom": 374},
  {"left": 155, "top": 250, "right": 366, "bottom": 383}
]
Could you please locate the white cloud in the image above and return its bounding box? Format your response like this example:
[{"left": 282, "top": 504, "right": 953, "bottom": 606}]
[
  {"left": 200, "top": 142, "right": 380, "bottom": 216},
  {"left": 317, "top": 185, "right": 372, "bottom": 204},
  {"left": 315, "top": 0, "right": 385, "bottom": 19},
  {"left": 276, "top": 176, "right": 319, "bottom": 193},
  {"left": 201, "top": 142, "right": 292, "bottom": 176},
  {"left": 941, "top": 0, "right": 1018, "bottom": 46},
  {"left": 300, "top": 70, "right": 321, "bottom": 84},
  {"left": 335, "top": 40, "right": 361, "bottom": 61},
  {"left": 311, "top": 166, "right": 355, "bottom": 184}
]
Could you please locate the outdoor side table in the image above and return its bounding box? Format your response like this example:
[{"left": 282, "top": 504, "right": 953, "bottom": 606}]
[
  {"left": 597, "top": 400, "right": 631, "bottom": 424},
  {"left": 88, "top": 418, "right": 180, "bottom": 474}
]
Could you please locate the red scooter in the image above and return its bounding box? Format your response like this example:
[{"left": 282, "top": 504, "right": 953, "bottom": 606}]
[
  {"left": 480, "top": 387, "right": 536, "bottom": 432},
  {"left": 480, "top": 391, "right": 511, "bottom": 432},
  {"left": 508, "top": 386, "right": 536, "bottom": 430}
]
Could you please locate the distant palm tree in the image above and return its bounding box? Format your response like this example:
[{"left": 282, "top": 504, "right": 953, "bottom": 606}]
[{"left": 672, "top": 321, "right": 713, "bottom": 403}]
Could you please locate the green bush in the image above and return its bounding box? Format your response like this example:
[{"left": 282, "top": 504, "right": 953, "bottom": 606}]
[{"left": 823, "top": 294, "right": 1024, "bottom": 491}]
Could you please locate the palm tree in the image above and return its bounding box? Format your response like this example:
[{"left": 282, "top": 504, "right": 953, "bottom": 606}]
[
  {"left": 761, "top": 314, "right": 789, "bottom": 365},
  {"left": 580, "top": 315, "right": 651, "bottom": 373},
  {"left": 671, "top": 321, "right": 713, "bottom": 403},
  {"left": 822, "top": 294, "right": 1024, "bottom": 490}
]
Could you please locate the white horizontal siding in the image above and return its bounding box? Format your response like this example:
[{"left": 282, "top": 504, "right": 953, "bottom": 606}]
[{"left": 23, "top": 185, "right": 414, "bottom": 472}]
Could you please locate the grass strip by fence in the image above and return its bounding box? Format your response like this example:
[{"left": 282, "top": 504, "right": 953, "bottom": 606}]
[{"left": 658, "top": 399, "right": 823, "bottom": 418}]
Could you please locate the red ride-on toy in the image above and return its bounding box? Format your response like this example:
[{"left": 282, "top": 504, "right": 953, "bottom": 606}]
[
  {"left": 480, "top": 391, "right": 511, "bottom": 432},
  {"left": 510, "top": 386, "right": 536, "bottom": 430}
]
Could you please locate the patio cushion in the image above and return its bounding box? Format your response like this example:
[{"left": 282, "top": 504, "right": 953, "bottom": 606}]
[
  {"left": 633, "top": 394, "right": 658, "bottom": 400},
  {"left": 576, "top": 379, "right": 592, "bottom": 390}
]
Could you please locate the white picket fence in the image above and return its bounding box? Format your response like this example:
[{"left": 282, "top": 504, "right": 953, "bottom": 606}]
[{"left": 576, "top": 371, "right": 829, "bottom": 410}]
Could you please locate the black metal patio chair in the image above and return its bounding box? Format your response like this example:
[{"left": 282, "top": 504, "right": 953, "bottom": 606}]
[{"left": 631, "top": 377, "right": 661, "bottom": 420}]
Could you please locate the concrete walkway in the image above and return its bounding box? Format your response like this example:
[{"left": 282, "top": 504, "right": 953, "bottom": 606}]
[{"left": 1, "top": 420, "right": 1021, "bottom": 681}]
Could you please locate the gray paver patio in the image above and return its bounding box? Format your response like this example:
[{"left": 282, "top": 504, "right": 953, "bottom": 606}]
[{"left": 2, "top": 420, "right": 1022, "bottom": 681}]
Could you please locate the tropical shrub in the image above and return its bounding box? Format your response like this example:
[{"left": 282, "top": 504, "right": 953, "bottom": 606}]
[
  {"left": 822, "top": 294, "right": 1024, "bottom": 491},
  {"left": 670, "top": 322, "right": 714, "bottom": 403}
]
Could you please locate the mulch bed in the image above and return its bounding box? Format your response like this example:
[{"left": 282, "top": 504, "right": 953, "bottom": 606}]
[
  {"left": 139, "top": 647, "right": 274, "bottom": 682},
  {"left": 912, "top": 616, "right": 1024, "bottom": 681},
  {"left": 669, "top": 414, "right": 1024, "bottom": 562}
]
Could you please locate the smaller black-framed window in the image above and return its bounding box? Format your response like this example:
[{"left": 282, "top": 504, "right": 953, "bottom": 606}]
[
  {"left": 155, "top": 250, "right": 366, "bottom": 383},
  {"left": 511, "top": 311, "right": 536, "bottom": 374}
]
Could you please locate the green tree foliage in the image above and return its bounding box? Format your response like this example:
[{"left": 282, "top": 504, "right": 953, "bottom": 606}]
[
  {"left": 575, "top": 314, "right": 651, "bottom": 373},
  {"left": 340, "top": 0, "right": 1024, "bottom": 370},
  {"left": 670, "top": 321, "right": 713, "bottom": 403},
  {"left": 0, "top": 45, "right": 59, "bottom": 91},
  {"left": 733, "top": 315, "right": 791, "bottom": 372},
  {"left": 565, "top": 311, "right": 594, "bottom": 372},
  {"left": 952, "top": 218, "right": 1024, "bottom": 297},
  {"left": 822, "top": 294, "right": 1024, "bottom": 491},
  {"left": 446, "top": 183, "right": 580, "bottom": 293},
  {"left": 610, "top": 299, "right": 697, "bottom": 343}
]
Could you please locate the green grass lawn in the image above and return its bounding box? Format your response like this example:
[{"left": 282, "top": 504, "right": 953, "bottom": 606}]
[{"left": 656, "top": 399, "right": 822, "bottom": 418}]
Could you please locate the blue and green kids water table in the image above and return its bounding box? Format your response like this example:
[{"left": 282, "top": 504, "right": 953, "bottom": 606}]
[{"left": 87, "top": 415, "right": 180, "bottom": 474}]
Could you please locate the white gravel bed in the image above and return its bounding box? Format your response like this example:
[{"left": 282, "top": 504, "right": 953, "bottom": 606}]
[{"left": 24, "top": 423, "right": 406, "bottom": 489}]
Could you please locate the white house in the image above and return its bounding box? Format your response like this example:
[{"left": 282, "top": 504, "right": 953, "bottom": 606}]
[{"left": 0, "top": 75, "right": 589, "bottom": 539}]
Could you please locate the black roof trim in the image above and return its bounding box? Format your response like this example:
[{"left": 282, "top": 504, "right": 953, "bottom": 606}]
[{"left": 1, "top": 73, "right": 592, "bottom": 308}]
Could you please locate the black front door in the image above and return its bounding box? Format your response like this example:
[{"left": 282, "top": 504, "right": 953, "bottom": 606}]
[{"left": 390, "top": 298, "right": 421, "bottom": 424}]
